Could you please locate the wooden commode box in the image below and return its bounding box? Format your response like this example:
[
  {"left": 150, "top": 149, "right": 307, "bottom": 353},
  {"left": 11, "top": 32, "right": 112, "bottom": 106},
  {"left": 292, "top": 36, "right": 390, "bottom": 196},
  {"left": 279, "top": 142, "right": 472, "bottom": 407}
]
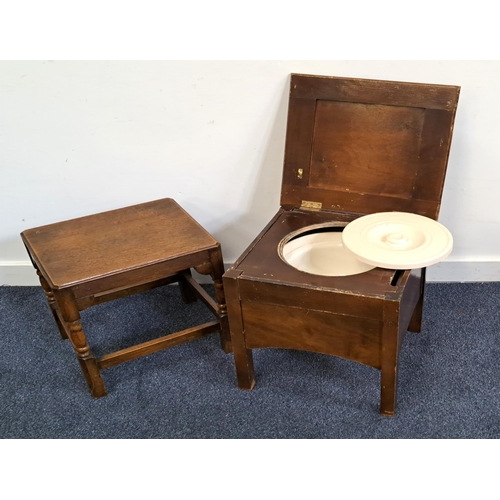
[{"left": 223, "top": 73, "right": 460, "bottom": 415}]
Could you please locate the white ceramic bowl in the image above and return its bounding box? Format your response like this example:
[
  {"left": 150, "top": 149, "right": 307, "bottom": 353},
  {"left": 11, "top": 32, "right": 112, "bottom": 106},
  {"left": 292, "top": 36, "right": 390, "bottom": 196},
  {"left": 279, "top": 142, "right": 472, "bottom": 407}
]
[{"left": 281, "top": 230, "right": 375, "bottom": 277}]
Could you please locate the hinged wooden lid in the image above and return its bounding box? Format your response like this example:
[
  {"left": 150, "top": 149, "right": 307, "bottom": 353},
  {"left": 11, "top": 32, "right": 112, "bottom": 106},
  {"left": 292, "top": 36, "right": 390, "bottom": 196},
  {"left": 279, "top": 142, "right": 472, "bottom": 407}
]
[{"left": 281, "top": 73, "right": 460, "bottom": 220}]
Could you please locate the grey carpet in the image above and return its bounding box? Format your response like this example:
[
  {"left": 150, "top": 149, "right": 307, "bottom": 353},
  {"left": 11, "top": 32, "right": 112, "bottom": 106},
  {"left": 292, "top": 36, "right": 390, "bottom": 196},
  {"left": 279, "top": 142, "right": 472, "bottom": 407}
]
[{"left": 1, "top": 283, "right": 499, "bottom": 438}]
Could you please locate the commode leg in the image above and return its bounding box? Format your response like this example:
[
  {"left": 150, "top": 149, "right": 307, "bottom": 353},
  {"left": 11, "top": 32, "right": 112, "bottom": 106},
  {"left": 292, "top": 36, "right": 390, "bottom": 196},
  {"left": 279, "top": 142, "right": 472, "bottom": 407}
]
[
  {"left": 380, "top": 302, "right": 400, "bottom": 416},
  {"left": 223, "top": 271, "right": 255, "bottom": 390},
  {"left": 408, "top": 268, "right": 426, "bottom": 333}
]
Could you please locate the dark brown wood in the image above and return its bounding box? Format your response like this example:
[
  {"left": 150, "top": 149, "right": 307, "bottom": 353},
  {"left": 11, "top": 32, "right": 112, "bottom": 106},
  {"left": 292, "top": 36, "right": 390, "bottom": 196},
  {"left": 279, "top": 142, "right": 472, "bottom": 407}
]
[
  {"left": 225, "top": 73, "right": 459, "bottom": 415},
  {"left": 236, "top": 210, "right": 400, "bottom": 297},
  {"left": 36, "top": 268, "right": 68, "bottom": 339},
  {"left": 21, "top": 198, "right": 219, "bottom": 289},
  {"left": 77, "top": 274, "right": 180, "bottom": 311},
  {"left": 209, "top": 245, "right": 232, "bottom": 353},
  {"left": 97, "top": 321, "right": 220, "bottom": 370},
  {"left": 21, "top": 198, "right": 231, "bottom": 397},
  {"left": 309, "top": 101, "right": 424, "bottom": 198},
  {"left": 290, "top": 73, "right": 460, "bottom": 111},
  {"left": 380, "top": 300, "right": 400, "bottom": 416},
  {"left": 223, "top": 269, "right": 255, "bottom": 390},
  {"left": 54, "top": 288, "right": 107, "bottom": 398},
  {"left": 242, "top": 300, "right": 382, "bottom": 368},
  {"left": 281, "top": 74, "right": 460, "bottom": 221},
  {"left": 178, "top": 269, "right": 198, "bottom": 304},
  {"left": 281, "top": 185, "right": 441, "bottom": 219},
  {"left": 408, "top": 268, "right": 426, "bottom": 333},
  {"left": 68, "top": 252, "right": 209, "bottom": 300},
  {"left": 181, "top": 271, "right": 219, "bottom": 315},
  {"left": 238, "top": 279, "right": 385, "bottom": 320},
  {"left": 281, "top": 97, "right": 317, "bottom": 189}
]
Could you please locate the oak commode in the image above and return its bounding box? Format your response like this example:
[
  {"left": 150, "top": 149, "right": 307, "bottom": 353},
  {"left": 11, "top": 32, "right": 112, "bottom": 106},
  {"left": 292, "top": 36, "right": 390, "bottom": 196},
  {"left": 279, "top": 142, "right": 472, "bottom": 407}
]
[{"left": 223, "top": 73, "right": 460, "bottom": 416}]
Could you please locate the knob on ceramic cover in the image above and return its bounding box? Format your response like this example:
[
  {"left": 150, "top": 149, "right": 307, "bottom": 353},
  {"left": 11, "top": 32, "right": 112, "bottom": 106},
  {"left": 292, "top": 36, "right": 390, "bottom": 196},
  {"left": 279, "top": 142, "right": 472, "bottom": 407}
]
[{"left": 341, "top": 212, "right": 453, "bottom": 270}]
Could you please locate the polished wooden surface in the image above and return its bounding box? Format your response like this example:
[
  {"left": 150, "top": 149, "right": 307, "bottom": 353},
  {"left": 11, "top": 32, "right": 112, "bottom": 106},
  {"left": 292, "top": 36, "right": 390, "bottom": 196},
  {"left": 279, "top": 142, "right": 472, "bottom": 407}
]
[
  {"left": 236, "top": 208, "right": 399, "bottom": 296},
  {"left": 22, "top": 198, "right": 218, "bottom": 288},
  {"left": 225, "top": 73, "right": 460, "bottom": 416},
  {"left": 281, "top": 74, "right": 460, "bottom": 220},
  {"left": 22, "top": 198, "right": 231, "bottom": 397}
]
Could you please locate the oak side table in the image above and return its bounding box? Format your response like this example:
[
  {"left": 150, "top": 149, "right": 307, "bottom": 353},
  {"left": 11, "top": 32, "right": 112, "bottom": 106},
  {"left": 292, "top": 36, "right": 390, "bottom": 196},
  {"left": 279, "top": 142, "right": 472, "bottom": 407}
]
[{"left": 21, "top": 198, "right": 231, "bottom": 398}]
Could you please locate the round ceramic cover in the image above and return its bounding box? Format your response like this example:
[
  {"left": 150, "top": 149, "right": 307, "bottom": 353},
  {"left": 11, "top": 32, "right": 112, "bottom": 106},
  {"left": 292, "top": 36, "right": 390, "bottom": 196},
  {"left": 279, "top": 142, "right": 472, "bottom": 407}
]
[
  {"left": 341, "top": 212, "right": 453, "bottom": 270},
  {"left": 281, "top": 231, "right": 375, "bottom": 277}
]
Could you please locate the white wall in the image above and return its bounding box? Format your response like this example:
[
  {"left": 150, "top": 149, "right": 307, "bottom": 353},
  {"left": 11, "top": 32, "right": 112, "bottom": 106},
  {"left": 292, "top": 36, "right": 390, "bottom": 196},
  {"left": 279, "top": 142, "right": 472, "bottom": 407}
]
[{"left": 1, "top": 60, "right": 499, "bottom": 284}]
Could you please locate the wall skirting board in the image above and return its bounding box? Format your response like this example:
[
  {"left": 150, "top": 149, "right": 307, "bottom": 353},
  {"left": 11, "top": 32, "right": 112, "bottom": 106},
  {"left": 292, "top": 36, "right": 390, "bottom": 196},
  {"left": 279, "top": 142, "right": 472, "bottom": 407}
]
[
  {"left": 1, "top": 262, "right": 40, "bottom": 286},
  {"left": 1, "top": 260, "right": 500, "bottom": 286}
]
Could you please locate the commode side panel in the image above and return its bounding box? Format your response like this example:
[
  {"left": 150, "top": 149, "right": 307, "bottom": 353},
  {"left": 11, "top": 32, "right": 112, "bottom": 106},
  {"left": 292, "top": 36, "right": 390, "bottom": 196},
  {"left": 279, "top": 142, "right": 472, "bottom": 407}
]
[{"left": 241, "top": 300, "right": 382, "bottom": 369}]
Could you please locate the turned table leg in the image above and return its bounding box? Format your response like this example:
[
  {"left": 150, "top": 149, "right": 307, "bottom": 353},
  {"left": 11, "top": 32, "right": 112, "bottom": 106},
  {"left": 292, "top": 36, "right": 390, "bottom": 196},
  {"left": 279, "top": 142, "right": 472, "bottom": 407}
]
[
  {"left": 210, "top": 246, "right": 232, "bottom": 354},
  {"left": 178, "top": 269, "right": 198, "bottom": 304},
  {"left": 54, "top": 289, "right": 107, "bottom": 398},
  {"left": 36, "top": 269, "right": 68, "bottom": 340}
]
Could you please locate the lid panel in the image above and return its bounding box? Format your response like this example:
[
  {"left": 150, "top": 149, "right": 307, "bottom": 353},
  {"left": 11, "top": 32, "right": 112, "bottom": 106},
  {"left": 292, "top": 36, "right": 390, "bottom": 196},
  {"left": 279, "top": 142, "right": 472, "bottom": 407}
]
[
  {"left": 280, "top": 97, "right": 316, "bottom": 190},
  {"left": 281, "top": 74, "right": 460, "bottom": 220},
  {"left": 282, "top": 185, "right": 440, "bottom": 219},
  {"left": 412, "top": 108, "right": 456, "bottom": 202},
  {"left": 309, "top": 100, "right": 425, "bottom": 198},
  {"left": 291, "top": 74, "right": 459, "bottom": 111}
]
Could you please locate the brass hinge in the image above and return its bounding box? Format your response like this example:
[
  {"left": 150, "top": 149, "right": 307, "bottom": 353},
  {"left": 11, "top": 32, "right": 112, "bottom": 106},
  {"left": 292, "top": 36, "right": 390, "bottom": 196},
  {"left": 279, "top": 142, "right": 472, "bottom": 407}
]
[{"left": 300, "top": 200, "right": 322, "bottom": 210}]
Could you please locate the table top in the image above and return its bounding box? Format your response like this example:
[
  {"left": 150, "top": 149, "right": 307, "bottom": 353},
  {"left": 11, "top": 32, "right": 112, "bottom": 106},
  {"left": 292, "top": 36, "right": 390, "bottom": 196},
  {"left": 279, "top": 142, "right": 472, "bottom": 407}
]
[{"left": 21, "top": 198, "right": 218, "bottom": 288}]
